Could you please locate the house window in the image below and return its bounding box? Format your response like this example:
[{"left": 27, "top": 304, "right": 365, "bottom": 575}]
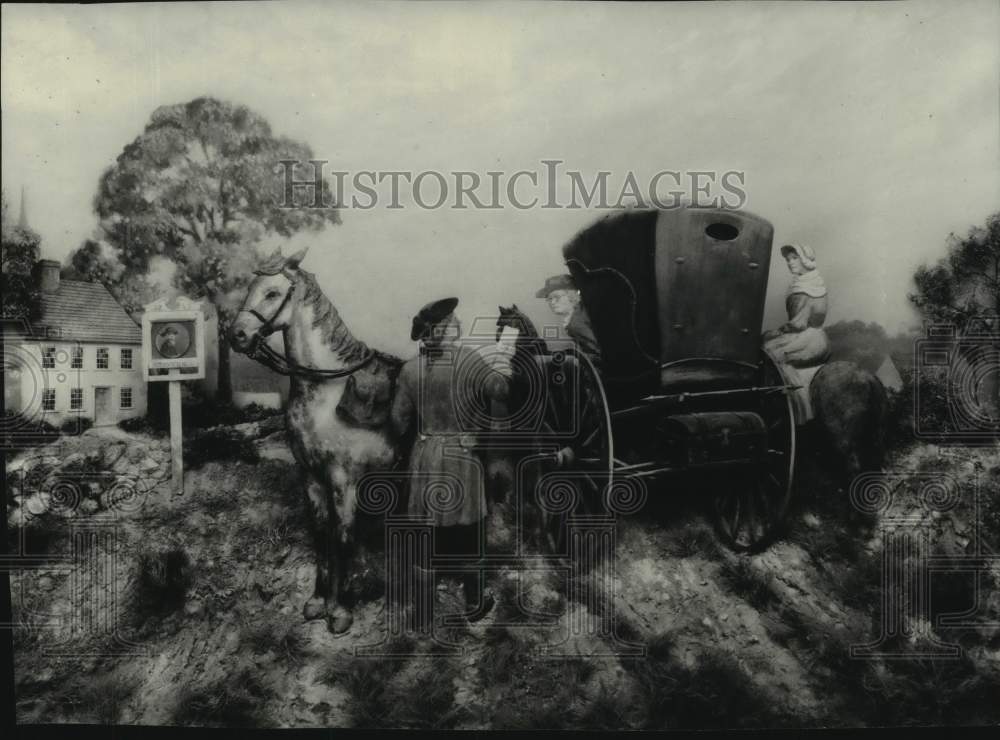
[
  {"left": 70, "top": 388, "right": 83, "bottom": 411},
  {"left": 42, "top": 347, "right": 56, "bottom": 369},
  {"left": 71, "top": 346, "right": 84, "bottom": 369},
  {"left": 120, "top": 387, "right": 133, "bottom": 410},
  {"left": 120, "top": 348, "right": 133, "bottom": 370},
  {"left": 42, "top": 388, "right": 56, "bottom": 412},
  {"left": 97, "top": 348, "right": 109, "bottom": 370}
]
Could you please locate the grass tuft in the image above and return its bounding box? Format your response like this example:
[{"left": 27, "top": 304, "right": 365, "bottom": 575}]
[
  {"left": 720, "top": 557, "right": 775, "bottom": 609},
  {"left": 171, "top": 666, "right": 271, "bottom": 727}
]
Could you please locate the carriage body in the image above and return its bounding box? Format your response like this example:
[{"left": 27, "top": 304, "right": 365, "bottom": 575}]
[{"left": 542, "top": 207, "right": 794, "bottom": 552}]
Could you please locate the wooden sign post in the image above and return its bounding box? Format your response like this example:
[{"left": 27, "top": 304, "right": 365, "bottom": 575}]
[{"left": 142, "top": 297, "right": 206, "bottom": 496}]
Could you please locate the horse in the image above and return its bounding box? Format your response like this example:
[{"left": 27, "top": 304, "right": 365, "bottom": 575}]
[
  {"left": 807, "top": 360, "right": 887, "bottom": 483},
  {"left": 493, "top": 305, "right": 608, "bottom": 551},
  {"left": 229, "top": 246, "right": 402, "bottom": 634}
]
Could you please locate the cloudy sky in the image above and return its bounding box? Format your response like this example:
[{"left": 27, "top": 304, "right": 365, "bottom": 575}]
[{"left": 2, "top": 0, "right": 998, "bottom": 355}]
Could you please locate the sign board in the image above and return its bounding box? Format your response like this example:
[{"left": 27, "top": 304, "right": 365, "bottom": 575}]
[
  {"left": 142, "top": 296, "right": 206, "bottom": 382},
  {"left": 140, "top": 295, "right": 207, "bottom": 497}
]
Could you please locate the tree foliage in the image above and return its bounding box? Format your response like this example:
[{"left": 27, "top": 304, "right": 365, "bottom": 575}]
[
  {"left": 62, "top": 238, "right": 157, "bottom": 315},
  {"left": 910, "top": 211, "right": 1000, "bottom": 333},
  {"left": 1, "top": 191, "right": 42, "bottom": 323},
  {"left": 91, "top": 96, "right": 341, "bottom": 399}
]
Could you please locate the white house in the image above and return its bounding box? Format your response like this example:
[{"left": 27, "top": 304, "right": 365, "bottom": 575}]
[{"left": 4, "top": 259, "right": 147, "bottom": 427}]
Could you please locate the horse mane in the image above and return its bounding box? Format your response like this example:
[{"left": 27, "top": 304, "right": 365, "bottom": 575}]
[{"left": 293, "top": 268, "right": 374, "bottom": 364}]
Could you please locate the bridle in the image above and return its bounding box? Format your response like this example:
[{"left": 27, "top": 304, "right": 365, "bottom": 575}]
[
  {"left": 245, "top": 282, "right": 297, "bottom": 339},
  {"left": 237, "top": 278, "right": 375, "bottom": 381}
]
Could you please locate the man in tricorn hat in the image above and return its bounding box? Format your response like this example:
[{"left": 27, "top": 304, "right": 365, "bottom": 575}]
[
  {"left": 391, "top": 297, "right": 509, "bottom": 629},
  {"left": 536, "top": 274, "right": 602, "bottom": 368}
]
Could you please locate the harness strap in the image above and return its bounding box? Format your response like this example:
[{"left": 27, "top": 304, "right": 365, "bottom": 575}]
[
  {"left": 248, "top": 337, "right": 376, "bottom": 380},
  {"left": 248, "top": 284, "right": 296, "bottom": 338}
]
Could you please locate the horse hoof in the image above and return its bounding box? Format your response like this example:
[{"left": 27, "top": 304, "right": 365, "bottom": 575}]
[
  {"left": 327, "top": 607, "right": 354, "bottom": 635},
  {"left": 303, "top": 598, "right": 326, "bottom": 621}
]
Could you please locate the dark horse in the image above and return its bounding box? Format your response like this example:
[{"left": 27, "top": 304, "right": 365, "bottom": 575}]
[
  {"left": 230, "top": 247, "right": 402, "bottom": 634},
  {"left": 489, "top": 305, "right": 557, "bottom": 546},
  {"left": 806, "top": 360, "right": 887, "bottom": 482}
]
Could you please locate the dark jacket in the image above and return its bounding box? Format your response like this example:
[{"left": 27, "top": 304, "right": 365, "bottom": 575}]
[
  {"left": 566, "top": 305, "right": 602, "bottom": 369},
  {"left": 391, "top": 342, "right": 509, "bottom": 527}
]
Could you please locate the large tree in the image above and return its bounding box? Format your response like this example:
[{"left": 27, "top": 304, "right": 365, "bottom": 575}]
[
  {"left": 910, "top": 211, "right": 1000, "bottom": 333},
  {"left": 93, "top": 96, "right": 340, "bottom": 401},
  {"left": 62, "top": 238, "right": 157, "bottom": 315},
  {"left": 1, "top": 191, "right": 42, "bottom": 324}
]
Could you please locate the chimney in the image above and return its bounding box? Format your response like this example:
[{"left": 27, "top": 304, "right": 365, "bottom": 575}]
[{"left": 36, "top": 259, "right": 61, "bottom": 294}]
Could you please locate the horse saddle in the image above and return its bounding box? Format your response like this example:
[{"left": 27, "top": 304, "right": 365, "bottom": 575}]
[{"left": 335, "top": 353, "right": 402, "bottom": 429}]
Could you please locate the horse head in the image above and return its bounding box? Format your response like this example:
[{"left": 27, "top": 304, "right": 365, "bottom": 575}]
[
  {"left": 229, "top": 246, "right": 309, "bottom": 353},
  {"left": 496, "top": 304, "right": 546, "bottom": 365}
]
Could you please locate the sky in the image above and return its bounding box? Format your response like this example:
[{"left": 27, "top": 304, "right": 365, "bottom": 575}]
[{"left": 2, "top": 0, "right": 998, "bottom": 356}]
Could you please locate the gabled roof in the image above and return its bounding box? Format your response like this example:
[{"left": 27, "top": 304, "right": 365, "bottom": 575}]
[{"left": 34, "top": 280, "right": 142, "bottom": 344}]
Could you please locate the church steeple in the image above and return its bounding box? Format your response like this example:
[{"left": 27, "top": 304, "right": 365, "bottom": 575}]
[{"left": 17, "top": 186, "right": 29, "bottom": 230}]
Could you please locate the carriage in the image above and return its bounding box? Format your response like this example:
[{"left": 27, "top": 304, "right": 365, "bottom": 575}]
[{"left": 509, "top": 207, "right": 795, "bottom": 553}]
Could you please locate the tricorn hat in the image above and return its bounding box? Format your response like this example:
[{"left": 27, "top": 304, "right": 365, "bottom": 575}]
[
  {"left": 535, "top": 274, "right": 577, "bottom": 298},
  {"left": 411, "top": 297, "right": 459, "bottom": 341}
]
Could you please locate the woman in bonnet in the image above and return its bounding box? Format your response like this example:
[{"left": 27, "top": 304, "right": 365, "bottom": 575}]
[{"left": 763, "top": 243, "right": 831, "bottom": 419}]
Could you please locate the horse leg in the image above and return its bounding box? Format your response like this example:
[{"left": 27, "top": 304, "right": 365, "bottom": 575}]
[
  {"left": 303, "top": 477, "right": 331, "bottom": 621},
  {"left": 326, "top": 479, "right": 358, "bottom": 635}
]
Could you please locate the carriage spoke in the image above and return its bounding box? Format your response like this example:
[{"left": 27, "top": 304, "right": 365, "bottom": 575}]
[
  {"left": 545, "top": 392, "right": 563, "bottom": 430},
  {"left": 743, "top": 486, "right": 758, "bottom": 547},
  {"left": 580, "top": 425, "right": 601, "bottom": 450},
  {"left": 727, "top": 495, "right": 743, "bottom": 541}
]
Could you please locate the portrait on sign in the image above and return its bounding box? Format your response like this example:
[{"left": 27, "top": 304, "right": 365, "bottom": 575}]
[
  {"left": 142, "top": 308, "right": 206, "bottom": 381},
  {"left": 153, "top": 320, "right": 194, "bottom": 360}
]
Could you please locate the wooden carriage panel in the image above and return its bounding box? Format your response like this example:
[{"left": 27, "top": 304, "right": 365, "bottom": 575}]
[{"left": 654, "top": 208, "right": 774, "bottom": 367}]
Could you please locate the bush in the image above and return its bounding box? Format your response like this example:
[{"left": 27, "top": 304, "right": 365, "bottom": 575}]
[
  {"left": 59, "top": 416, "right": 93, "bottom": 435},
  {"left": 120, "top": 394, "right": 281, "bottom": 437},
  {"left": 118, "top": 415, "right": 166, "bottom": 436},
  {"left": 179, "top": 388, "right": 282, "bottom": 430},
  {"left": 136, "top": 545, "right": 192, "bottom": 614},
  {"left": 184, "top": 427, "right": 260, "bottom": 469},
  {"left": 1, "top": 413, "right": 78, "bottom": 448}
]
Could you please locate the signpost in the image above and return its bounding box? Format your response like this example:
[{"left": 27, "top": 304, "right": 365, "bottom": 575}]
[{"left": 142, "top": 297, "right": 206, "bottom": 495}]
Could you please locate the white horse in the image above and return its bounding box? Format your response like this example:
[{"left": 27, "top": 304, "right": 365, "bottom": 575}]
[{"left": 229, "top": 247, "right": 401, "bottom": 634}]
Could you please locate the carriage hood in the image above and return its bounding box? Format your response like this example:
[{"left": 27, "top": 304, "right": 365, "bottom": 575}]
[{"left": 562, "top": 208, "right": 774, "bottom": 395}]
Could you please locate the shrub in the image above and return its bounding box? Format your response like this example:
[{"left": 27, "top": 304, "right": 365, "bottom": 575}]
[
  {"left": 135, "top": 545, "right": 192, "bottom": 614},
  {"left": 184, "top": 427, "right": 260, "bottom": 468},
  {"left": 118, "top": 415, "right": 166, "bottom": 436},
  {"left": 59, "top": 416, "right": 93, "bottom": 435}
]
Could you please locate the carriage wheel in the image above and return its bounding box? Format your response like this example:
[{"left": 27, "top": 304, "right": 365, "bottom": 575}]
[
  {"left": 712, "top": 351, "right": 796, "bottom": 552},
  {"left": 538, "top": 350, "right": 614, "bottom": 558}
]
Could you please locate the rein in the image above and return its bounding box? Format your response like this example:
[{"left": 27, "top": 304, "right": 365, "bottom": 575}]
[
  {"left": 247, "top": 337, "right": 376, "bottom": 380},
  {"left": 239, "top": 280, "right": 376, "bottom": 380}
]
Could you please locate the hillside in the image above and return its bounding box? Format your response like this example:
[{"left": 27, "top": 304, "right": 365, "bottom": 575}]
[{"left": 8, "top": 427, "right": 1000, "bottom": 729}]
